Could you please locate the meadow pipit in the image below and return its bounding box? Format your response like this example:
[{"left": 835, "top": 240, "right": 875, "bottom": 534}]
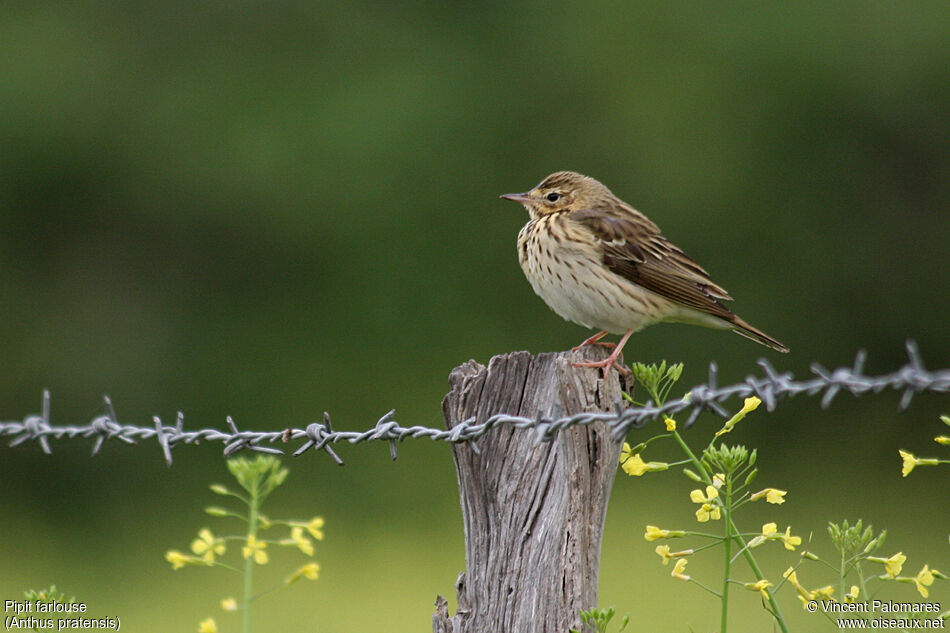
[{"left": 502, "top": 171, "right": 788, "bottom": 377}]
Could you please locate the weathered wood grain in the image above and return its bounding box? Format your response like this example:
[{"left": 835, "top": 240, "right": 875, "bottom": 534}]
[{"left": 434, "top": 346, "right": 627, "bottom": 633}]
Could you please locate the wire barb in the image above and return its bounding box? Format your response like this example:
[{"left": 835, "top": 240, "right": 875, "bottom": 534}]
[{"left": 1, "top": 343, "right": 947, "bottom": 464}]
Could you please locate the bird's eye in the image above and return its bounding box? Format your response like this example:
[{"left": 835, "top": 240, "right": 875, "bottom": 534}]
[{"left": 546, "top": 192, "right": 561, "bottom": 202}]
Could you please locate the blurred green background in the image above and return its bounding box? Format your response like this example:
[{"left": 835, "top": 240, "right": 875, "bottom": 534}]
[{"left": 2, "top": 2, "right": 948, "bottom": 631}]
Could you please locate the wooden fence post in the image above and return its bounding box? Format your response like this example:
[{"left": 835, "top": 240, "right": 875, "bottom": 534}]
[{"left": 434, "top": 347, "right": 627, "bottom": 633}]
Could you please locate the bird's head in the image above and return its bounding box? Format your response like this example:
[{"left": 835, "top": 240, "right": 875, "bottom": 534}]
[{"left": 500, "top": 171, "right": 613, "bottom": 219}]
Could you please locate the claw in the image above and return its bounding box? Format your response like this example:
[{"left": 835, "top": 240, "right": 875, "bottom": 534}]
[
  {"left": 571, "top": 329, "right": 634, "bottom": 378},
  {"left": 573, "top": 357, "right": 630, "bottom": 378},
  {"left": 572, "top": 330, "right": 611, "bottom": 351}
]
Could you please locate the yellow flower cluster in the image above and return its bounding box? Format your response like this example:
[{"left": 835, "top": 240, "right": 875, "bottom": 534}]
[{"left": 899, "top": 415, "right": 949, "bottom": 475}]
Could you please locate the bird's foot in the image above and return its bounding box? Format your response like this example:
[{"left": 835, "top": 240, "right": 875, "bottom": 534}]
[
  {"left": 572, "top": 348, "right": 631, "bottom": 379},
  {"left": 571, "top": 328, "right": 634, "bottom": 378},
  {"left": 572, "top": 330, "right": 614, "bottom": 351}
]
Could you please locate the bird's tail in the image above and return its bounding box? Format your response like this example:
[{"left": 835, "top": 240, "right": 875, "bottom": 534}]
[{"left": 730, "top": 316, "right": 789, "bottom": 353}]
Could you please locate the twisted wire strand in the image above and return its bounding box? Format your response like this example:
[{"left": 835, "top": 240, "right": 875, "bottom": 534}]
[{"left": 2, "top": 342, "right": 947, "bottom": 466}]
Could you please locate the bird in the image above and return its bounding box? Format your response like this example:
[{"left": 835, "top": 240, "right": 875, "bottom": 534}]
[{"left": 501, "top": 171, "right": 788, "bottom": 377}]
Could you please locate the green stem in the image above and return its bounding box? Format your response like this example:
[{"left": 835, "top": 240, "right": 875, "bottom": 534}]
[
  {"left": 855, "top": 563, "right": 871, "bottom": 622},
  {"left": 243, "top": 476, "right": 260, "bottom": 633},
  {"left": 670, "top": 431, "right": 709, "bottom": 481},
  {"left": 813, "top": 555, "right": 842, "bottom": 574},
  {"left": 720, "top": 478, "right": 732, "bottom": 633},
  {"left": 839, "top": 547, "right": 847, "bottom": 603},
  {"left": 688, "top": 578, "right": 724, "bottom": 599},
  {"left": 730, "top": 519, "right": 789, "bottom": 633}
]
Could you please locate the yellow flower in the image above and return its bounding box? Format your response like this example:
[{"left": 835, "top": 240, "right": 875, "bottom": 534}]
[
  {"left": 166, "top": 550, "right": 204, "bottom": 570},
  {"left": 783, "top": 567, "right": 800, "bottom": 588},
  {"left": 620, "top": 442, "right": 639, "bottom": 459},
  {"left": 165, "top": 550, "right": 189, "bottom": 570},
  {"left": 671, "top": 558, "right": 689, "bottom": 581},
  {"left": 306, "top": 517, "right": 325, "bottom": 540},
  {"left": 715, "top": 396, "right": 761, "bottom": 437},
  {"left": 220, "top": 598, "right": 238, "bottom": 611},
  {"left": 285, "top": 526, "right": 314, "bottom": 556},
  {"left": 785, "top": 570, "right": 831, "bottom": 601},
  {"left": 619, "top": 447, "right": 668, "bottom": 476},
  {"left": 690, "top": 486, "right": 721, "bottom": 522},
  {"left": 741, "top": 395, "right": 762, "bottom": 413},
  {"left": 711, "top": 473, "right": 726, "bottom": 489},
  {"left": 885, "top": 552, "right": 906, "bottom": 578},
  {"left": 914, "top": 565, "right": 935, "bottom": 598},
  {"left": 780, "top": 526, "right": 802, "bottom": 551},
  {"left": 744, "top": 579, "right": 772, "bottom": 600},
  {"left": 655, "top": 546, "right": 691, "bottom": 564},
  {"left": 935, "top": 436, "right": 950, "bottom": 446},
  {"left": 690, "top": 485, "right": 718, "bottom": 503},
  {"left": 191, "top": 529, "right": 226, "bottom": 564},
  {"left": 695, "top": 503, "right": 720, "bottom": 522},
  {"left": 766, "top": 489, "right": 787, "bottom": 504},
  {"left": 750, "top": 488, "right": 787, "bottom": 504},
  {"left": 286, "top": 562, "right": 321, "bottom": 584},
  {"left": 900, "top": 450, "right": 918, "bottom": 477},
  {"left": 899, "top": 450, "right": 939, "bottom": 477},
  {"left": 664, "top": 418, "right": 676, "bottom": 431},
  {"left": 198, "top": 618, "right": 217, "bottom": 633},
  {"left": 748, "top": 524, "right": 799, "bottom": 551},
  {"left": 749, "top": 522, "right": 778, "bottom": 548},
  {"left": 655, "top": 545, "right": 692, "bottom": 565},
  {"left": 783, "top": 567, "right": 818, "bottom": 605},
  {"left": 869, "top": 552, "right": 906, "bottom": 578},
  {"left": 844, "top": 586, "right": 860, "bottom": 603},
  {"left": 644, "top": 525, "right": 667, "bottom": 541},
  {"left": 621, "top": 453, "right": 648, "bottom": 476},
  {"left": 242, "top": 535, "right": 268, "bottom": 565},
  {"left": 644, "top": 525, "right": 681, "bottom": 541}
]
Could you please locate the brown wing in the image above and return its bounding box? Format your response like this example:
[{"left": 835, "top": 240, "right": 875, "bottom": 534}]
[{"left": 570, "top": 206, "right": 736, "bottom": 319}]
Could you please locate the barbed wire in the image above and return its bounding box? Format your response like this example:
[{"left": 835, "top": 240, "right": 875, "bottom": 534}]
[{"left": 1, "top": 342, "right": 947, "bottom": 466}]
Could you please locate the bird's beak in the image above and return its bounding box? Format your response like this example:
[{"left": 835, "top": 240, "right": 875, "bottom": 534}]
[{"left": 500, "top": 192, "right": 532, "bottom": 204}]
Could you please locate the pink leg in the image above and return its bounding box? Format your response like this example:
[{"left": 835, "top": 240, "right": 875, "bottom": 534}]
[
  {"left": 572, "top": 329, "right": 634, "bottom": 378},
  {"left": 572, "top": 330, "right": 614, "bottom": 351}
]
